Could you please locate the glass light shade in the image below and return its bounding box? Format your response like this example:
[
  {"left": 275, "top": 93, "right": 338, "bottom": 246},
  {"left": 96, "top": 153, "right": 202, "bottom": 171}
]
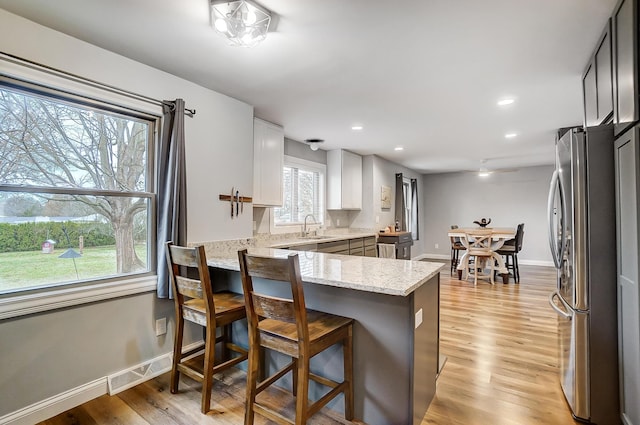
[{"left": 210, "top": 0, "right": 271, "bottom": 47}]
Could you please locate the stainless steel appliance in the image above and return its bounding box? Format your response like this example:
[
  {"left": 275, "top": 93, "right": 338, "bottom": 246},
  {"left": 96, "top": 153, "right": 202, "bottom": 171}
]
[{"left": 547, "top": 125, "right": 619, "bottom": 424}]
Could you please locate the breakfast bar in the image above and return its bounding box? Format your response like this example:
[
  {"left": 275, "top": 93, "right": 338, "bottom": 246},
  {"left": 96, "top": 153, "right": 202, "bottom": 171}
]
[{"left": 207, "top": 248, "right": 444, "bottom": 425}]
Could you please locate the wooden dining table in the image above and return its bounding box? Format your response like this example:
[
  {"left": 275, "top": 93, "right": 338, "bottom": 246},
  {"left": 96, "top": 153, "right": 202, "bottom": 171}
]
[{"left": 448, "top": 227, "right": 517, "bottom": 283}]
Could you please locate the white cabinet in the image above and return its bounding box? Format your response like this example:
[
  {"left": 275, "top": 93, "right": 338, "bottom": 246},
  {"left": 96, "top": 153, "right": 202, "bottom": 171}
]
[
  {"left": 327, "top": 149, "right": 362, "bottom": 210},
  {"left": 615, "top": 126, "right": 640, "bottom": 425},
  {"left": 253, "top": 118, "right": 283, "bottom": 207}
]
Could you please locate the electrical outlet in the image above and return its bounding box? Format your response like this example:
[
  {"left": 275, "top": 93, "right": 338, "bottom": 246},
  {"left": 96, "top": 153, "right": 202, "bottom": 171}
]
[
  {"left": 337, "top": 218, "right": 340, "bottom": 226},
  {"left": 376, "top": 215, "right": 380, "bottom": 223},
  {"left": 435, "top": 243, "right": 439, "bottom": 249},
  {"left": 415, "top": 308, "right": 423, "bottom": 329},
  {"left": 155, "top": 318, "right": 167, "bottom": 336}
]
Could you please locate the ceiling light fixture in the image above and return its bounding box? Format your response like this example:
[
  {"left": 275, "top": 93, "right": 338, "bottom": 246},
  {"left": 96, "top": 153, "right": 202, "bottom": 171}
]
[
  {"left": 394, "top": 146, "right": 404, "bottom": 151},
  {"left": 210, "top": 0, "right": 272, "bottom": 47},
  {"left": 497, "top": 98, "right": 515, "bottom": 106},
  {"left": 305, "top": 139, "right": 324, "bottom": 151},
  {"left": 505, "top": 133, "right": 518, "bottom": 139},
  {"left": 351, "top": 125, "right": 363, "bottom": 131}
]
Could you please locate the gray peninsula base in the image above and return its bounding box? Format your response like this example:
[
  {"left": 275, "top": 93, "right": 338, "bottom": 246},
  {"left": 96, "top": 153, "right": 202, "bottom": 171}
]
[{"left": 211, "top": 268, "right": 440, "bottom": 425}]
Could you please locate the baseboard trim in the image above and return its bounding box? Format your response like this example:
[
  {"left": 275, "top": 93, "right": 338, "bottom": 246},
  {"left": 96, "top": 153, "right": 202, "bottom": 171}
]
[
  {"left": 419, "top": 254, "right": 450, "bottom": 260},
  {"left": 0, "top": 341, "right": 204, "bottom": 425},
  {"left": 518, "top": 259, "right": 554, "bottom": 267},
  {"left": 0, "top": 378, "right": 108, "bottom": 425},
  {"left": 419, "top": 254, "right": 554, "bottom": 268}
]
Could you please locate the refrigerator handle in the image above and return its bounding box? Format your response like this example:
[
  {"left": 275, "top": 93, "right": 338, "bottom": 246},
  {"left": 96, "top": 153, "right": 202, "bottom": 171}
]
[
  {"left": 547, "top": 170, "right": 566, "bottom": 269},
  {"left": 549, "top": 291, "right": 572, "bottom": 319}
]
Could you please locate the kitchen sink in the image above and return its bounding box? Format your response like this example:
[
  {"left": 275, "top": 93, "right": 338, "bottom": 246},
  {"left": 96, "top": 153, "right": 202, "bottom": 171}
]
[{"left": 300, "top": 235, "right": 332, "bottom": 240}]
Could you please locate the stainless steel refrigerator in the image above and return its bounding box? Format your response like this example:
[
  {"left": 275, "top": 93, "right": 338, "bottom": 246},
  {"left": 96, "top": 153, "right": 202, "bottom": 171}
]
[{"left": 547, "top": 125, "right": 619, "bottom": 424}]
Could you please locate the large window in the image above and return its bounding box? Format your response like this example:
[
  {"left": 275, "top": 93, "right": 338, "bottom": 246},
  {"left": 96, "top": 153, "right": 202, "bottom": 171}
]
[
  {"left": 0, "top": 82, "right": 156, "bottom": 295},
  {"left": 273, "top": 156, "right": 325, "bottom": 229},
  {"left": 403, "top": 178, "right": 412, "bottom": 233}
]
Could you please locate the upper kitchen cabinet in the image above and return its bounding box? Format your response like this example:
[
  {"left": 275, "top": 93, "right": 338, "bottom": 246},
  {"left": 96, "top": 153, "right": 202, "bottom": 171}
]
[
  {"left": 253, "top": 118, "right": 284, "bottom": 207},
  {"left": 327, "top": 149, "right": 362, "bottom": 210},
  {"left": 583, "top": 20, "right": 613, "bottom": 127},
  {"left": 612, "top": 0, "right": 640, "bottom": 136}
]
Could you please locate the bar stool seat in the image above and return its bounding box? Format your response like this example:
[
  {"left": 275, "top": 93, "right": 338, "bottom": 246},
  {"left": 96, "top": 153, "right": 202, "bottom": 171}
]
[{"left": 238, "top": 249, "right": 355, "bottom": 425}]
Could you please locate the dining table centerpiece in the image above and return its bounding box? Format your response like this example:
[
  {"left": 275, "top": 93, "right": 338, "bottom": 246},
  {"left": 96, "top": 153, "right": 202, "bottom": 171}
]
[{"left": 473, "top": 218, "right": 492, "bottom": 228}]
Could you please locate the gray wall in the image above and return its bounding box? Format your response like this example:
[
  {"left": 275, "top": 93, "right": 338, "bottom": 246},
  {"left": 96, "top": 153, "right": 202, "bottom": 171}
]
[
  {"left": 0, "top": 9, "right": 252, "bottom": 417},
  {"left": 421, "top": 165, "right": 554, "bottom": 264}
]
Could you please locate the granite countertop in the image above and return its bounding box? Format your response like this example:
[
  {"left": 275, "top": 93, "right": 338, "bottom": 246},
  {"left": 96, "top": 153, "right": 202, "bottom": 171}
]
[{"left": 207, "top": 247, "right": 445, "bottom": 297}]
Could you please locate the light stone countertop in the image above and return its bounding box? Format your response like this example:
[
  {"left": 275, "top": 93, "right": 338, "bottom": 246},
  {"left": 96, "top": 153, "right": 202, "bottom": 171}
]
[{"left": 207, "top": 247, "right": 445, "bottom": 297}]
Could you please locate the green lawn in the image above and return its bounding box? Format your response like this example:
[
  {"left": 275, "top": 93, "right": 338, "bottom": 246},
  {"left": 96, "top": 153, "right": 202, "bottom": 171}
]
[{"left": 0, "top": 245, "right": 148, "bottom": 292}]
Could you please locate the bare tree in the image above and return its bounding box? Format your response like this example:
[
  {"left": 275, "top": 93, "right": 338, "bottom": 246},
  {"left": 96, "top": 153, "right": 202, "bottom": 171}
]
[{"left": 0, "top": 87, "right": 150, "bottom": 272}]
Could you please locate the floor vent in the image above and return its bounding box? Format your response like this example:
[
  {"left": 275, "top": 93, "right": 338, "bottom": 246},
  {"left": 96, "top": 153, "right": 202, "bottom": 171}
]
[{"left": 107, "top": 353, "right": 172, "bottom": 395}]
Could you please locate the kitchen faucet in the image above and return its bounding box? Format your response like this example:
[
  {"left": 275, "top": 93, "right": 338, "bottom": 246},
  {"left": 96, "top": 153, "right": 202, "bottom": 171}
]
[{"left": 303, "top": 214, "right": 317, "bottom": 237}]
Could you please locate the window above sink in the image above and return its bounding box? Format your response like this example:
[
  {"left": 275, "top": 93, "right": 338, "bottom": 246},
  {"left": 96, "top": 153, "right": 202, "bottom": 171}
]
[{"left": 270, "top": 155, "right": 325, "bottom": 234}]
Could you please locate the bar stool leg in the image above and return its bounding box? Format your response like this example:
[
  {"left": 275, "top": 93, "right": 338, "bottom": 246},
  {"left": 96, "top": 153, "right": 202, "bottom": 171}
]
[
  {"left": 291, "top": 357, "right": 298, "bottom": 393},
  {"left": 343, "top": 327, "right": 354, "bottom": 420},
  {"left": 201, "top": 324, "right": 216, "bottom": 413},
  {"left": 170, "top": 315, "right": 184, "bottom": 394},
  {"left": 295, "top": 356, "right": 310, "bottom": 425},
  {"left": 244, "top": 340, "right": 260, "bottom": 425}
]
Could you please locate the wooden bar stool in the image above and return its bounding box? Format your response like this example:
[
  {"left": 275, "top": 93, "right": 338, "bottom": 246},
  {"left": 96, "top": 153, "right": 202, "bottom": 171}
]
[
  {"left": 237, "top": 249, "right": 354, "bottom": 425},
  {"left": 165, "top": 242, "right": 248, "bottom": 414}
]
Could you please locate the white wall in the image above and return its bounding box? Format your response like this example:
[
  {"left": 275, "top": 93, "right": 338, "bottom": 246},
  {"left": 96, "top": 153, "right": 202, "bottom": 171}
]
[
  {"left": 421, "top": 165, "right": 554, "bottom": 264},
  {"left": 0, "top": 9, "right": 253, "bottom": 417}
]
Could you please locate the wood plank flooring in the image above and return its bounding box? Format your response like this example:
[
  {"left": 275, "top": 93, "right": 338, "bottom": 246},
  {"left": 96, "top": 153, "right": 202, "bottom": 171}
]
[
  {"left": 422, "top": 264, "right": 575, "bottom": 425},
  {"left": 39, "top": 264, "right": 576, "bottom": 425}
]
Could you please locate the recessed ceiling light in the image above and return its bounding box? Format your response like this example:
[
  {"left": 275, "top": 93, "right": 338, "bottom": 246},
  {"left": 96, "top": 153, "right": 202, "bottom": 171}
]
[
  {"left": 505, "top": 133, "right": 518, "bottom": 139},
  {"left": 497, "top": 98, "right": 515, "bottom": 106},
  {"left": 351, "top": 125, "right": 363, "bottom": 131},
  {"left": 394, "top": 146, "right": 404, "bottom": 151}
]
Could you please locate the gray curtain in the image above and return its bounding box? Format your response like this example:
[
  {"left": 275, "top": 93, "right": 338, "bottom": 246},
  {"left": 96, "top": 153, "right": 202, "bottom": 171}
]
[
  {"left": 395, "top": 173, "right": 405, "bottom": 231},
  {"left": 156, "top": 99, "right": 187, "bottom": 299},
  {"left": 411, "top": 178, "right": 419, "bottom": 240}
]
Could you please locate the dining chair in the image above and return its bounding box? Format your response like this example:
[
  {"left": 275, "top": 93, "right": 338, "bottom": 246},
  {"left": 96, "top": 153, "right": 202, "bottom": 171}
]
[
  {"left": 449, "top": 225, "right": 466, "bottom": 274},
  {"left": 496, "top": 223, "right": 524, "bottom": 283},
  {"left": 464, "top": 228, "right": 495, "bottom": 285},
  {"left": 238, "top": 249, "right": 355, "bottom": 425},
  {"left": 165, "top": 242, "right": 248, "bottom": 414}
]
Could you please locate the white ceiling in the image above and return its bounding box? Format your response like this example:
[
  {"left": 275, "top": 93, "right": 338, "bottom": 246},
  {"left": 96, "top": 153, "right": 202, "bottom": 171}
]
[{"left": 0, "top": 0, "right": 616, "bottom": 173}]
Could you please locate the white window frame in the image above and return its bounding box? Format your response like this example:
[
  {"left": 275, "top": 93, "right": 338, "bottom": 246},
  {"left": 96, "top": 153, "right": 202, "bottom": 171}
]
[
  {"left": 0, "top": 61, "right": 161, "bottom": 319},
  {"left": 270, "top": 155, "right": 326, "bottom": 235}
]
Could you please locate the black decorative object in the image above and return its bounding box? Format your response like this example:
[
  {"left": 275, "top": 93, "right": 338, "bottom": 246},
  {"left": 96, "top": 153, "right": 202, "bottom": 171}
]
[{"left": 473, "top": 218, "right": 492, "bottom": 228}]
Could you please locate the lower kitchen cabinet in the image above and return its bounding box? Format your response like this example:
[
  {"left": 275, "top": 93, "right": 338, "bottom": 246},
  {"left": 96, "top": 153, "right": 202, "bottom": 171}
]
[
  {"left": 364, "top": 236, "right": 376, "bottom": 257},
  {"left": 614, "top": 126, "right": 640, "bottom": 425},
  {"left": 316, "top": 239, "right": 350, "bottom": 255},
  {"left": 377, "top": 231, "right": 413, "bottom": 260}
]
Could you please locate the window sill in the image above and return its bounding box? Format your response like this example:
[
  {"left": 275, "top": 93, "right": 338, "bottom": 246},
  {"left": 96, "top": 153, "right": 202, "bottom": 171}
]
[{"left": 0, "top": 275, "right": 157, "bottom": 320}]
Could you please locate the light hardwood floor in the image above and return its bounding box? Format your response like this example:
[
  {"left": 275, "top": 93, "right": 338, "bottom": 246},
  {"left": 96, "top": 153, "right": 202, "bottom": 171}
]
[
  {"left": 422, "top": 264, "right": 575, "bottom": 425},
  {"left": 39, "top": 264, "right": 575, "bottom": 425}
]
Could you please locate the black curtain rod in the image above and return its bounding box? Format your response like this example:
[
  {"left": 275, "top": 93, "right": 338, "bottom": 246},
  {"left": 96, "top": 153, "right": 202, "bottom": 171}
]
[
  {"left": 162, "top": 100, "right": 196, "bottom": 117},
  {"left": 0, "top": 51, "right": 196, "bottom": 117}
]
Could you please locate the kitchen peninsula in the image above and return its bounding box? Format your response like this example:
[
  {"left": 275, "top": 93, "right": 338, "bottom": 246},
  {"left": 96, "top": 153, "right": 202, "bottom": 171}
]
[{"left": 205, "top": 245, "right": 444, "bottom": 425}]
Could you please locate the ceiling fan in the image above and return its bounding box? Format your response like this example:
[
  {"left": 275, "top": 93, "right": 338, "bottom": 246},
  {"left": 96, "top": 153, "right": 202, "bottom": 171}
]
[{"left": 468, "top": 159, "right": 519, "bottom": 177}]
